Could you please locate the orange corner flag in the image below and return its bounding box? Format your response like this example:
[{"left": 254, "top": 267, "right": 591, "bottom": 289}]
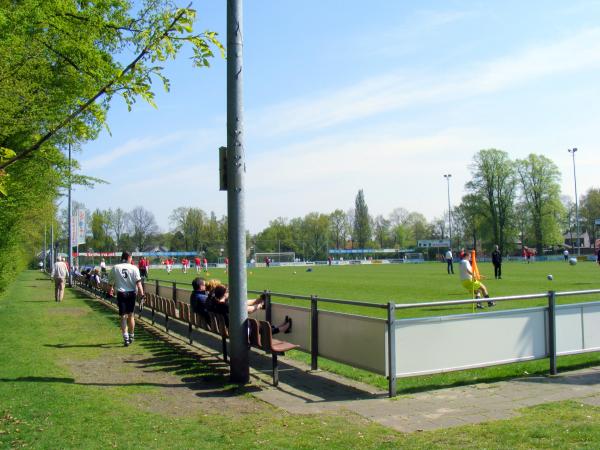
[{"left": 471, "top": 249, "right": 481, "bottom": 281}]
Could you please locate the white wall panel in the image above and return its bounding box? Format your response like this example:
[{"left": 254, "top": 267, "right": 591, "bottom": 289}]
[
  {"left": 318, "top": 311, "right": 387, "bottom": 374},
  {"left": 394, "top": 308, "right": 547, "bottom": 377}
]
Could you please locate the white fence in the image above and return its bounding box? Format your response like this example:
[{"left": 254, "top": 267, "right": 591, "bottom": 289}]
[{"left": 144, "top": 278, "right": 600, "bottom": 397}]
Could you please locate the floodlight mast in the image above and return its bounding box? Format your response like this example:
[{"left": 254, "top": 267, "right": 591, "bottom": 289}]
[
  {"left": 226, "top": 0, "right": 249, "bottom": 383},
  {"left": 67, "top": 140, "right": 73, "bottom": 286},
  {"left": 443, "top": 174, "right": 452, "bottom": 249},
  {"left": 568, "top": 148, "right": 580, "bottom": 256}
]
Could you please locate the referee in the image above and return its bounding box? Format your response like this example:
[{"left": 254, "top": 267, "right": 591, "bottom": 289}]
[{"left": 108, "top": 251, "right": 145, "bottom": 347}]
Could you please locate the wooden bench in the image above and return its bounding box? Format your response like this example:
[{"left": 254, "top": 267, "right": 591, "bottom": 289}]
[
  {"left": 248, "top": 318, "right": 299, "bottom": 386},
  {"left": 79, "top": 278, "right": 298, "bottom": 386}
]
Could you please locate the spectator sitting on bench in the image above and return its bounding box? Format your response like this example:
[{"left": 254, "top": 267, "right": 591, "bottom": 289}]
[
  {"left": 190, "top": 277, "right": 210, "bottom": 323},
  {"left": 208, "top": 285, "right": 292, "bottom": 333}
]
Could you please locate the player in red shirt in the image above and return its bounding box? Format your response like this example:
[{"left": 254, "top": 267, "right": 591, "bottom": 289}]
[
  {"left": 203, "top": 257, "right": 208, "bottom": 272},
  {"left": 195, "top": 256, "right": 201, "bottom": 273}
]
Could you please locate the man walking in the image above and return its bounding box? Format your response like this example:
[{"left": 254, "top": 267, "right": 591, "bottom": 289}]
[
  {"left": 108, "top": 251, "right": 145, "bottom": 347},
  {"left": 51, "top": 256, "right": 68, "bottom": 302},
  {"left": 445, "top": 248, "right": 454, "bottom": 274},
  {"left": 492, "top": 245, "right": 502, "bottom": 279}
]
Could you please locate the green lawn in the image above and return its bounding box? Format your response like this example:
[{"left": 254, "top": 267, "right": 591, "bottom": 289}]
[
  {"left": 145, "top": 261, "right": 600, "bottom": 394},
  {"left": 2, "top": 271, "right": 600, "bottom": 448},
  {"left": 148, "top": 260, "right": 600, "bottom": 318}
]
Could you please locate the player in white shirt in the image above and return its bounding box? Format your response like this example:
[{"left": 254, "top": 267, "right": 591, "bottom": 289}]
[
  {"left": 108, "top": 251, "right": 145, "bottom": 346},
  {"left": 445, "top": 249, "right": 454, "bottom": 274}
]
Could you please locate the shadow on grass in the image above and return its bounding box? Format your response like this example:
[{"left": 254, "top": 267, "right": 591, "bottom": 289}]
[
  {"left": 44, "top": 343, "right": 122, "bottom": 349},
  {"left": 37, "top": 290, "right": 257, "bottom": 398},
  {"left": 0, "top": 376, "right": 75, "bottom": 383}
]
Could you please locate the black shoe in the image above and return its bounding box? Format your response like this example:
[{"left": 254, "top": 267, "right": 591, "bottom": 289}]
[
  {"left": 476, "top": 302, "right": 484, "bottom": 309},
  {"left": 128, "top": 335, "right": 134, "bottom": 345},
  {"left": 488, "top": 301, "right": 496, "bottom": 307},
  {"left": 123, "top": 339, "right": 130, "bottom": 347},
  {"left": 285, "top": 317, "right": 292, "bottom": 334}
]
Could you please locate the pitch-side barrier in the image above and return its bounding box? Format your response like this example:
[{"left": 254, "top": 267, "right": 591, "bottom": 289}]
[{"left": 122, "top": 277, "right": 600, "bottom": 397}]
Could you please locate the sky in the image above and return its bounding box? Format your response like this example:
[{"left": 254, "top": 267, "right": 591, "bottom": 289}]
[{"left": 76, "top": 0, "right": 600, "bottom": 233}]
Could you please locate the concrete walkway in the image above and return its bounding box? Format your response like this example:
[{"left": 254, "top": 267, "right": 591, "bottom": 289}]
[
  {"left": 252, "top": 358, "right": 600, "bottom": 432},
  {"left": 86, "top": 287, "right": 600, "bottom": 433}
]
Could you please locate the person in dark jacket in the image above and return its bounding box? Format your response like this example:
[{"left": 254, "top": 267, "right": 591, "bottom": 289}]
[
  {"left": 190, "top": 277, "right": 209, "bottom": 322},
  {"left": 492, "top": 245, "right": 502, "bottom": 279}
]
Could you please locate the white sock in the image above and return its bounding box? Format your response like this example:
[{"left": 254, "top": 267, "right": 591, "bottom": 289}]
[{"left": 123, "top": 332, "right": 129, "bottom": 340}]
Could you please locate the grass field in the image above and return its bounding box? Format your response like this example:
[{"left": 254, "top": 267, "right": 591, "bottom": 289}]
[
  {"left": 148, "top": 260, "right": 600, "bottom": 318},
  {"left": 145, "top": 260, "right": 600, "bottom": 393},
  {"left": 2, "top": 271, "right": 600, "bottom": 448}
]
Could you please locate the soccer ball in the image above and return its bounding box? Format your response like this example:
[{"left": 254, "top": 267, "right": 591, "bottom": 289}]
[
  {"left": 569, "top": 257, "right": 577, "bottom": 266},
  {"left": 293, "top": 271, "right": 297, "bottom": 274},
  {"left": 547, "top": 274, "right": 553, "bottom": 280}
]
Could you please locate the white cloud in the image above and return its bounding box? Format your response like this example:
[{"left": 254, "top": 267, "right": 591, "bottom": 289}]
[{"left": 249, "top": 27, "right": 600, "bottom": 137}]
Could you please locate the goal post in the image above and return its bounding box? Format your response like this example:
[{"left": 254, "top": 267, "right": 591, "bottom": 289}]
[
  {"left": 254, "top": 252, "right": 295, "bottom": 263},
  {"left": 404, "top": 252, "right": 425, "bottom": 263}
]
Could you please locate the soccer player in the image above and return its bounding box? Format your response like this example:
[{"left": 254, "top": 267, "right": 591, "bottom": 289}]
[
  {"left": 203, "top": 257, "right": 208, "bottom": 272},
  {"left": 195, "top": 256, "right": 201, "bottom": 273},
  {"left": 108, "top": 251, "right": 145, "bottom": 347},
  {"left": 445, "top": 248, "right": 454, "bottom": 274},
  {"left": 459, "top": 251, "right": 493, "bottom": 309},
  {"left": 138, "top": 256, "right": 148, "bottom": 279},
  {"left": 182, "top": 258, "right": 188, "bottom": 274},
  {"left": 224, "top": 257, "right": 229, "bottom": 273}
]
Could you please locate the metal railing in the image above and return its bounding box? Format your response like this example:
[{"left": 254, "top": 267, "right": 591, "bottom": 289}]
[{"left": 135, "top": 278, "right": 600, "bottom": 397}]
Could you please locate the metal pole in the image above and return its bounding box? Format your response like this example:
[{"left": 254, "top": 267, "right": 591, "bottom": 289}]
[
  {"left": 548, "top": 290, "right": 557, "bottom": 375},
  {"left": 387, "top": 301, "right": 397, "bottom": 397},
  {"left": 444, "top": 174, "right": 452, "bottom": 248},
  {"left": 67, "top": 140, "right": 73, "bottom": 287},
  {"left": 568, "top": 148, "right": 580, "bottom": 256},
  {"left": 44, "top": 223, "right": 47, "bottom": 272},
  {"left": 310, "top": 295, "right": 319, "bottom": 371},
  {"left": 227, "top": 0, "right": 249, "bottom": 384},
  {"left": 50, "top": 222, "right": 55, "bottom": 273}
]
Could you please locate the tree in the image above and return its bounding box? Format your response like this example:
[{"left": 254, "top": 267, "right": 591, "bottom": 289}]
[
  {"left": 580, "top": 188, "right": 600, "bottom": 248},
  {"left": 88, "top": 209, "right": 114, "bottom": 251},
  {"left": 516, "top": 154, "right": 564, "bottom": 253},
  {"left": 301, "top": 212, "right": 330, "bottom": 260},
  {"left": 353, "top": 189, "right": 372, "bottom": 249},
  {"left": 373, "top": 215, "right": 390, "bottom": 248},
  {"left": 170, "top": 207, "right": 208, "bottom": 251},
  {"left": 329, "top": 209, "right": 349, "bottom": 249},
  {"left": 454, "top": 195, "right": 486, "bottom": 250},
  {"left": 388, "top": 208, "right": 410, "bottom": 249},
  {"left": 107, "top": 208, "right": 129, "bottom": 248},
  {"left": 430, "top": 216, "right": 447, "bottom": 240},
  {"left": 466, "top": 149, "right": 517, "bottom": 252},
  {"left": 128, "top": 206, "right": 158, "bottom": 251},
  {"left": 0, "top": 0, "right": 224, "bottom": 180},
  {"left": 404, "top": 212, "right": 430, "bottom": 245}
]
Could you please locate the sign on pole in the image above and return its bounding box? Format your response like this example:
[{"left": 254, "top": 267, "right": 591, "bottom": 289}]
[
  {"left": 70, "top": 215, "right": 78, "bottom": 248},
  {"left": 77, "top": 210, "right": 86, "bottom": 245}
]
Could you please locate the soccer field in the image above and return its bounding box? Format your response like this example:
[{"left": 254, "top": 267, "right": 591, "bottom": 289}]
[{"left": 148, "top": 260, "right": 600, "bottom": 318}]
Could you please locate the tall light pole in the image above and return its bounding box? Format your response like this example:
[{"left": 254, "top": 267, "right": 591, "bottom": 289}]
[
  {"left": 67, "top": 139, "right": 73, "bottom": 286},
  {"left": 443, "top": 174, "right": 452, "bottom": 249},
  {"left": 226, "top": 0, "right": 249, "bottom": 384},
  {"left": 568, "top": 148, "right": 580, "bottom": 255}
]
